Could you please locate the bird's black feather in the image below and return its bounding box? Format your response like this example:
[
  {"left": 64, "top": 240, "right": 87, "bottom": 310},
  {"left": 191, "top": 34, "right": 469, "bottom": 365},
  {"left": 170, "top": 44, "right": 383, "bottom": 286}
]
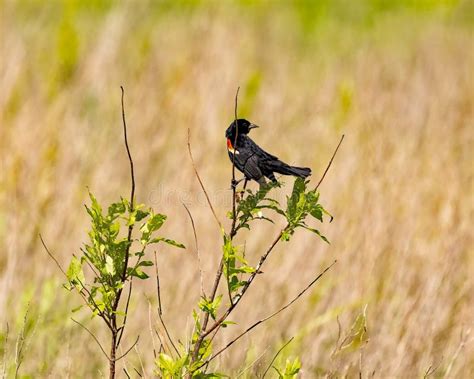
[{"left": 226, "top": 119, "right": 311, "bottom": 185}]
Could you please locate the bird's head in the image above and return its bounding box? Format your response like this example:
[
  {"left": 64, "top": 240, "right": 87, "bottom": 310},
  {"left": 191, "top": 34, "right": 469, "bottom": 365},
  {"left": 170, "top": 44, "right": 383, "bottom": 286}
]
[{"left": 225, "top": 119, "right": 259, "bottom": 139}]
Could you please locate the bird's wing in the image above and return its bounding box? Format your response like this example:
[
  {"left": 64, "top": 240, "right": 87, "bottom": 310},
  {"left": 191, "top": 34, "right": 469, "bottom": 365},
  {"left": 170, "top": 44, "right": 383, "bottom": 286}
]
[
  {"left": 242, "top": 153, "right": 264, "bottom": 180},
  {"left": 245, "top": 136, "right": 279, "bottom": 161}
]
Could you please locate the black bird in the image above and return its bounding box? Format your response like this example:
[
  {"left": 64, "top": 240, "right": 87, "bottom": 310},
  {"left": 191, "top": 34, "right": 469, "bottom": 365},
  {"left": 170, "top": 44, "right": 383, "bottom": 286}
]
[{"left": 225, "top": 119, "right": 311, "bottom": 187}]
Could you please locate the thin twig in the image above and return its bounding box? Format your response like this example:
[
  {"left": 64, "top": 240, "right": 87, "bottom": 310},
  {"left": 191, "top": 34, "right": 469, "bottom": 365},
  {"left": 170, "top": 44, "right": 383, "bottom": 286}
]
[
  {"left": 39, "top": 234, "right": 67, "bottom": 277},
  {"left": 189, "top": 88, "right": 242, "bottom": 371},
  {"left": 73, "top": 275, "right": 114, "bottom": 331},
  {"left": 116, "top": 280, "right": 133, "bottom": 347},
  {"left": 153, "top": 251, "right": 163, "bottom": 316},
  {"left": 121, "top": 85, "right": 136, "bottom": 210},
  {"left": 116, "top": 335, "right": 140, "bottom": 361},
  {"left": 108, "top": 86, "right": 137, "bottom": 378},
  {"left": 115, "top": 85, "right": 136, "bottom": 305},
  {"left": 262, "top": 337, "right": 294, "bottom": 378},
  {"left": 147, "top": 299, "right": 168, "bottom": 355},
  {"left": 204, "top": 261, "right": 337, "bottom": 365},
  {"left": 200, "top": 227, "right": 287, "bottom": 341},
  {"left": 39, "top": 245, "right": 111, "bottom": 328},
  {"left": 147, "top": 303, "right": 157, "bottom": 357},
  {"left": 182, "top": 203, "right": 205, "bottom": 297},
  {"left": 153, "top": 253, "right": 180, "bottom": 357},
  {"left": 187, "top": 129, "right": 223, "bottom": 231},
  {"left": 71, "top": 318, "right": 111, "bottom": 361},
  {"left": 230, "top": 86, "right": 241, "bottom": 237},
  {"left": 314, "top": 134, "right": 345, "bottom": 192},
  {"left": 43, "top": 237, "right": 113, "bottom": 328}
]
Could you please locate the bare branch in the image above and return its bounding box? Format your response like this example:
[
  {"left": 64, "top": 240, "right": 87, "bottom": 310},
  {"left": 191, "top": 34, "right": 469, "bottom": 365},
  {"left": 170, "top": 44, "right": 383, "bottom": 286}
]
[
  {"left": 40, "top": 236, "right": 116, "bottom": 331},
  {"left": 153, "top": 253, "right": 180, "bottom": 357},
  {"left": 116, "top": 335, "right": 140, "bottom": 361},
  {"left": 182, "top": 202, "right": 205, "bottom": 298},
  {"left": 205, "top": 260, "right": 337, "bottom": 365},
  {"left": 231, "top": 86, "right": 241, "bottom": 236},
  {"left": 153, "top": 251, "right": 163, "bottom": 316},
  {"left": 117, "top": 85, "right": 136, "bottom": 287},
  {"left": 200, "top": 227, "right": 286, "bottom": 340},
  {"left": 262, "top": 337, "right": 294, "bottom": 378},
  {"left": 116, "top": 280, "right": 133, "bottom": 347},
  {"left": 187, "top": 129, "right": 223, "bottom": 231},
  {"left": 314, "top": 134, "right": 345, "bottom": 192},
  {"left": 121, "top": 85, "right": 136, "bottom": 210},
  {"left": 190, "top": 87, "right": 246, "bottom": 370},
  {"left": 71, "top": 318, "right": 111, "bottom": 362},
  {"left": 39, "top": 234, "right": 67, "bottom": 277}
]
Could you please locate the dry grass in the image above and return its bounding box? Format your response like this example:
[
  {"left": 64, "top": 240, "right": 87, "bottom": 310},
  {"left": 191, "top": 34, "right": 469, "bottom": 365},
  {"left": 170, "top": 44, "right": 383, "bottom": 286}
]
[{"left": 1, "top": 1, "right": 473, "bottom": 377}]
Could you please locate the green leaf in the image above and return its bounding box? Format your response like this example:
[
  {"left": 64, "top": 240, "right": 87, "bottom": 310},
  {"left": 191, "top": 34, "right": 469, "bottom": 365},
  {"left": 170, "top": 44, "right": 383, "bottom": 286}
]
[
  {"left": 157, "top": 353, "right": 175, "bottom": 373},
  {"left": 137, "top": 260, "right": 154, "bottom": 267},
  {"left": 286, "top": 177, "right": 306, "bottom": 221},
  {"left": 66, "top": 256, "right": 85, "bottom": 287},
  {"left": 135, "top": 209, "right": 149, "bottom": 222},
  {"left": 127, "top": 267, "right": 149, "bottom": 280},
  {"left": 301, "top": 225, "right": 330, "bottom": 244},
  {"left": 221, "top": 320, "right": 237, "bottom": 328},
  {"left": 198, "top": 295, "right": 222, "bottom": 320},
  {"left": 273, "top": 357, "right": 301, "bottom": 379},
  {"left": 147, "top": 213, "right": 167, "bottom": 231},
  {"left": 192, "top": 309, "right": 202, "bottom": 335},
  {"left": 105, "top": 255, "right": 115, "bottom": 275},
  {"left": 194, "top": 373, "right": 229, "bottom": 378},
  {"left": 148, "top": 237, "right": 185, "bottom": 249},
  {"left": 310, "top": 205, "right": 323, "bottom": 222},
  {"left": 285, "top": 357, "right": 301, "bottom": 376},
  {"left": 140, "top": 213, "right": 167, "bottom": 243},
  {"left": 88, "top": 191, "right": 102, "bottom": 215},
  {"left": 281, "top": 230, "right": 292, "bottom": 242},
  {"left": 107, "top": 201, "right": 126, "bottom": 217},
  {"left": 71, "top": 305, "right": 83, "bottom": 313}
]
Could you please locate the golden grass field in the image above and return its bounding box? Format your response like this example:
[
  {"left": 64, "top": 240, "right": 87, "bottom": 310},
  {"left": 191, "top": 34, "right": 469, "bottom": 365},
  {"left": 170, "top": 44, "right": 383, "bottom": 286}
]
[{"left": 1, "top": 1, "right": 473, "bottom": 377}]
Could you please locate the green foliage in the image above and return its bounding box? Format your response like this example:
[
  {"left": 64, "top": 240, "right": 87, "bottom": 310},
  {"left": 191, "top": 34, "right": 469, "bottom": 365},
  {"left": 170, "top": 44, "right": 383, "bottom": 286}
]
[
  {"left": 283, "top": 178, "right": 330, "bottom": 243},
  {"left": 338, "top": 305, "right": 369, "bottom": 352},
  {"left": 183, "top": 177, "right": 333, "bottom": 377},
  {"left": 62, "top": 188, "right": 184, "bottom": 379},
  {"left": 223, "top": 235, "right": 255, "bottom": 296},
  {"left": 234, "top": 181, "right": 283, "bottom": 230},
  {"left": 198, "top": 295, "right": 223, "bottom": 321},
  {"left": 273, "top": 357, "right": 302, "bottom": 379},
  {"left": 65, "top": 192, "right": 184, "bottom": 319},
  {"left": 154, "top": 353, "right": 190, "bottom": 378}
]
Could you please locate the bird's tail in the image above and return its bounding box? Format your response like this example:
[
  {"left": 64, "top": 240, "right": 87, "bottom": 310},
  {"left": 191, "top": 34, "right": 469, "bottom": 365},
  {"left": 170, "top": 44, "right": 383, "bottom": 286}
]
[{"left": 272, "top": 161, "right": 311, "bottom": 178}]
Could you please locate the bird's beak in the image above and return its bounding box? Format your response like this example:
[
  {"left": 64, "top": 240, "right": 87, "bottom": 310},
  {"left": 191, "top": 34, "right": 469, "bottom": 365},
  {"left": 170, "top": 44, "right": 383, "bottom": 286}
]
[{"left": 249, "top": 123, "right": 260, "bottom": 130}]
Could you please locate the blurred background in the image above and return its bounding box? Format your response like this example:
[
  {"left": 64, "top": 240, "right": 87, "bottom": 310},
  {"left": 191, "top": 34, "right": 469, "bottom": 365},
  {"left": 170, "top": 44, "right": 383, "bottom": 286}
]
[{"left": 1, "top": 0, "right": 473, "bottom": 377}]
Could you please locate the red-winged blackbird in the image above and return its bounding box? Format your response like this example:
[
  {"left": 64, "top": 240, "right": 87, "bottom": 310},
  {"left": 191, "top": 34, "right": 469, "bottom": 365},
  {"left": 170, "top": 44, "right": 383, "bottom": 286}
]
[{"left": 225, "top": 119, "right": 311, "bottom": 187}]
